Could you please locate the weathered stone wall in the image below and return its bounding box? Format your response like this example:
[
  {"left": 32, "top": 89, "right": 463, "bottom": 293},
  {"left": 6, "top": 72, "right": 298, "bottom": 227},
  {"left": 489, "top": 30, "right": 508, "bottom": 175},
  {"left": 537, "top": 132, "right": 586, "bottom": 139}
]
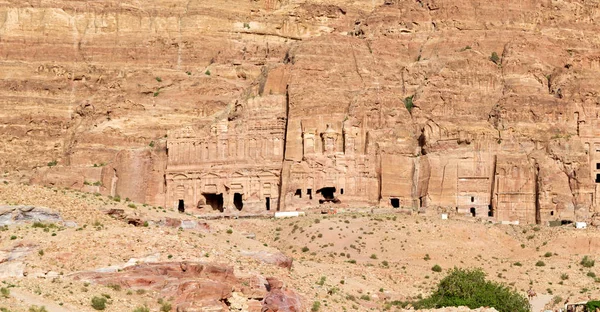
[{"left": 3, "top": 0, "right": 600, "bottom": 223}]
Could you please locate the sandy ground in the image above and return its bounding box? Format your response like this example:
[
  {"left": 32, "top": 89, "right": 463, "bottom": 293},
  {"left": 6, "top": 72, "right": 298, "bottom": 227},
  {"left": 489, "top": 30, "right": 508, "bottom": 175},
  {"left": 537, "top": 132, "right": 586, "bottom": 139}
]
[{"left": 1, "top": 183, "right": 599, "bottom": 311}]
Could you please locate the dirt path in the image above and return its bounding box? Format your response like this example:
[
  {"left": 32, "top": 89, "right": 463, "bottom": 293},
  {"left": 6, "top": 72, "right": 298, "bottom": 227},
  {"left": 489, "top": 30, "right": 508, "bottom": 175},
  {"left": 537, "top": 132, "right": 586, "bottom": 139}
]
[
  {"left": 530, "top": 294, "right": 554, "bottom": 312},
  {"left": 11, "top": 288, "right": 77, "bottom": 312}
]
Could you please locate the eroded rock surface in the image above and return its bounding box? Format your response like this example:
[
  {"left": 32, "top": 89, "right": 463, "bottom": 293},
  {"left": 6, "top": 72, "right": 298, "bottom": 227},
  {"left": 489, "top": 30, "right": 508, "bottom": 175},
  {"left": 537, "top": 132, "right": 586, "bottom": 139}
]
[
  {"left": 0, "top": 205, "right": 62, "bottom": 226},
  {"left": 2, "top": 0, "right": 600, "bottom": 224},
  {"left": 72, "top": 262, "right": 286, "bottom": 311}
]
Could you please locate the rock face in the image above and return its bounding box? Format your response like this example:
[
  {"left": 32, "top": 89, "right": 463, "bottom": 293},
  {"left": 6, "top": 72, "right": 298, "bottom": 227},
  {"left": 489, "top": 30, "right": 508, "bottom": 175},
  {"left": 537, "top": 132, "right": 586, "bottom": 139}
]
[
  {"left": 262, "top": 277, "right": 303, "bottom": 312},
  {"left": 0, "top": 206, "right": 62, "bottom": 226},
  {"left": 0, "top": 243, "right": 35, "bottom": 278},
  {"left": 73, "top": 262, "right": 275, "bottom": 311},
  {"left": 3, "top": 0, "right": 600, "bottom": 224},
  {"left": 240, "top": 251, "right": 293, "bottom": 269}
]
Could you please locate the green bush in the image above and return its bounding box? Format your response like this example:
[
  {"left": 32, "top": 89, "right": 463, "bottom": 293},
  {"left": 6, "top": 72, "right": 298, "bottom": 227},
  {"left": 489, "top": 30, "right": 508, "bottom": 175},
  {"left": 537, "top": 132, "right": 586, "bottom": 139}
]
[
  {"left": 490, "top": 52, "right": 500, "bottom": 65},
  {"left": 587, "top": 300, "right": 600, "bottom": 311},
  {"left": 301, "top": 246, "right": 309, "bottom": 252},
  {"left": 432, "top": 264, "right": 442, "bottom": 272},
  {"left": 412, "top": 268, "right": 529, "bottom": 312},
  {"left": 311, "top": 301, "right": 321, "bottom": 312},
  {"left": 0, "top": 287, "right": 9, "bottom": 298},
  {"left": 544, "top": 252, "right": 552, "bottom": 257},
  {"left": 404, "top": 96, "right": 414, "bottom": 113},
  {"left": 316, "top": 276, "right": 326, "bottom": 286},
  {"left": 160, "top": 302, "right": 172, "bottom": 312},
  {"left": 91, "top": 296, "right": 107, "bottom": 310},
  {"left": 581, "top": 256, "right": 595, "bottom": 268},
  {"left": 133, "top": 306, "right": 149, "bottom": 312},
  {"left": 535, "top": 261, "right": 545, "bottom": 267},
  {"left": 47, "top": 160, "right": 58, "bottom": 167},
  {"left": 28, "top": 306, "right": 48, "bottom": 312}
]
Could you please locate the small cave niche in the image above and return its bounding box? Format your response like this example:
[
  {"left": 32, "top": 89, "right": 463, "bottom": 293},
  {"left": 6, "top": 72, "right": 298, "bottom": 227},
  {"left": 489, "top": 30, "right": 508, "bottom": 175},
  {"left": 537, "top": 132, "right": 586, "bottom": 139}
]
[
  {"left": 294, "top": 189, "right": 302, "bottom": 198},
  {"left": 317, "top": 187, "right": 336, "bottom": 200},
  {"left": 233, "top": 193, "right": 243, "bottom": 211},
  {"left": 596, "top": 174, "right": 600, "bottom": 183},
  {"left": 471, "top": 196, "right": 475, "bottom": 203},
  {"left": 178, "top": 199, "right": 185, "bottom": 213},
  {"left": 470, "top": 207, "right": 476, "bottom": 217},
  {"left": 487, "top": 205, "right": 493, "bottom": 217},
  {"left": 203, "top": 193, "right": 224, "bottom": 212},
  {"left": 390, "top": 198, "right": 400, "bottom": 208},
  {"left": 550, "top": 211, "right": 554, "bottom": 216},
  {"left": 307, "top": 188, "right": 313, "bottom": 200}
]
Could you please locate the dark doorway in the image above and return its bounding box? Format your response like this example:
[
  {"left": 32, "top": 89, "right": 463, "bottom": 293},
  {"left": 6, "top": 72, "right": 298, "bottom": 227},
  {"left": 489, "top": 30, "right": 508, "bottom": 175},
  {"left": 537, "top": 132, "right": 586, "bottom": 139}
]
[
  {"left": 203, "top": 193, "right": 224, "bottom": 212},
  {"left": 471, "top": 196, "right": 475, "bottom": 202},
  {"left": 596, "top": 163, "right": 600, "bottom": 170},
  {"left": 550, "top": 211, "right": 554, "bottom": 216},
  {"left": 178, "top": 199, "right": 185, "bottom": 213},
  {"left": 390, "top": 198, "right": 400, "bottom": 208},
  {"left": 596, "top": 174, "right": 600, "bottom": 183},
  {"left": 265, "top": 197, "right": 271, "bottom": 211},
  {"left": 233, "top": 193, "right": 243, "bottom": 211},
  {"left": 294, "top": 189, "right": 302, "bottom": 198},
  {"left": 317, "top": 187, "right": 336, "bottom": 200},
  {"left": 340, "top": 188, "right": 344, "bottom": 195},
  {"left": 307, "top": 189, "right": 312, "bottom": 200},
  {"left": 487, "top": 205, "right": 493, "bottom": 217},
  {"left": 470, "top": 207, "right": 476, "bottom": 217}
]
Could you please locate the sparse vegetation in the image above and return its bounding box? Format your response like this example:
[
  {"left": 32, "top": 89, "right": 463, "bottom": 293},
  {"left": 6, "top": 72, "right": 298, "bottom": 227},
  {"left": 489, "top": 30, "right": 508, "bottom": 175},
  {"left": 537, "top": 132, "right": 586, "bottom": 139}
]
[
  {"left": 302, "top": 246, "right": 310, "bottom": 252},
  {"left": 404, "top": 96, "right": 414, "bottom": 113},
  {"left": 28, "top": 307, "right": 48, "bottom": 312},
  {"left": 0, "top": 287, "right": 9, "bottom": 298},
  {"left": 311, "top": 301, "right": 321, "bottom": 312},
  {"left": 133, "top": 306, "right": 150, "bottom": 312},
  {"left": 490, "top": 52, "right": 500, "bottom": 65},
  {"left": 91, "top": 296, "right": 107, "bottom": 310},
  {"left": 160, "top": 302, "right": 172, "bottom": 312},
  {"left": 205, "top": 69, "right": 211, "bottom": 76},
  {"left": 316, "top": 276, "right": 326, "bottom": 286},
  {"left": 581, "top": 256, "right": 595, "bottom": 268},
  {"left": 432, "top": 264, "right": 442, "bottom": 272},
  {"left": 535, "top": 261, "right": 546, "bottom": 267},
  {"left": 544, "top": 252, "right": 553, "bottom": 257},
  {"left": 47, "top": 160, "right": 58, "bottom": 167}
]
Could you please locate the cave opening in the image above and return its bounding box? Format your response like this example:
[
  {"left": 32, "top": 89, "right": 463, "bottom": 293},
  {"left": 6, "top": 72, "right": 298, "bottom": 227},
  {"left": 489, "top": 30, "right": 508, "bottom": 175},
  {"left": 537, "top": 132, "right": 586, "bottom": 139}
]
[
  {"left": 203, "top": 193, "right": 224, "bottom": 212},
  {"left": 233, "top": 193, "right": 243, "bottom": 211},
  {"left": 317, "top": 187, "right": 336, "bottom": 200},
  {"left": 470, "top": 207, "right": 476, "bottom": 217},
  {"left": 390, "top": 198, "right": 400, "bottom": 208},
  {"left": 178, "top": 199, "right": 185, "bottom": 213}
]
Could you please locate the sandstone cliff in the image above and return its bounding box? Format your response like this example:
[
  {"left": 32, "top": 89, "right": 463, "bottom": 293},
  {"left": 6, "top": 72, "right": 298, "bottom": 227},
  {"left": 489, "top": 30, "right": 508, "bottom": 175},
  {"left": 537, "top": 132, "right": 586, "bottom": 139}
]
[{"left": 3, "top": 0, "right": 600, "bottom": 224}]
